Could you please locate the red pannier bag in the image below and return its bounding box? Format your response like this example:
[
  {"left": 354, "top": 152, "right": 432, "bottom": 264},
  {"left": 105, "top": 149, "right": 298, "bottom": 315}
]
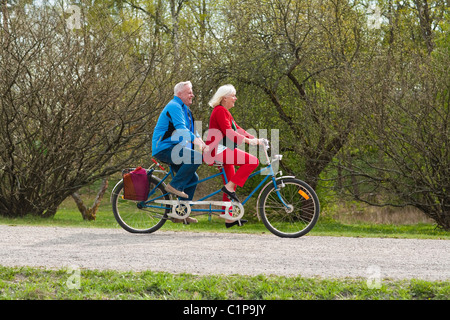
[{"left": 122, "top": 166, "right": 150, "bottom": 201}]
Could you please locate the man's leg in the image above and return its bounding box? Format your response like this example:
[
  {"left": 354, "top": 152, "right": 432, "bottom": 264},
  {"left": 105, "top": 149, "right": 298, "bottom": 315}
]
[
  {"left": 155, "top": 146, "right": 201, "bottom": 198},
  {"left": 153, "top": 146, "right": 201, "bottom": 223},
  {"left": 182, "top": 172, "right": 199, "bottom": 201},
  {"left": 169, "top": 146, "right": 201, "bottom": 197}
]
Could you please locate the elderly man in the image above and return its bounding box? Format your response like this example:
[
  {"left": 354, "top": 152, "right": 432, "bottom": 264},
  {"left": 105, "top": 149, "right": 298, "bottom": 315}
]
[{"left": 152, "top": 81, "right": 207, "bottom": 223}]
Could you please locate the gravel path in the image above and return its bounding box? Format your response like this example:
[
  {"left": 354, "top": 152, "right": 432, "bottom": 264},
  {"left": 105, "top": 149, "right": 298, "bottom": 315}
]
[{"left": 1, "top": 225, "right": 449, "bottom": 281}]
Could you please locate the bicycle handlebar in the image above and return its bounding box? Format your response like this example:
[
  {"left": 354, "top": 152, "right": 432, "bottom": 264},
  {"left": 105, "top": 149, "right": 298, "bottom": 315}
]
[
  {"left": 261, "top": 139, "right": 271, "bottom": 164},
  {"left": 261, "top": 139, "right": 282, "bottom": 164}
]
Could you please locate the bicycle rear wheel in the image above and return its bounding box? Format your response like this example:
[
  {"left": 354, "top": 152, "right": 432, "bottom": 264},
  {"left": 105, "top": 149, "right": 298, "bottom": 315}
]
[
  {"left": 258, "top": 177, "right": 320, "bottom": 238},
  {"left": 111, "top": 176, "right": 170, "bottom": 233}
]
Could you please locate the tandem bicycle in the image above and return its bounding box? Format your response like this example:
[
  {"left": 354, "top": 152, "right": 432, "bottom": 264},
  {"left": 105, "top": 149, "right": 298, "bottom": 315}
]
[{"left": 111, "top": 139, "right": 320, "bottom": 238}]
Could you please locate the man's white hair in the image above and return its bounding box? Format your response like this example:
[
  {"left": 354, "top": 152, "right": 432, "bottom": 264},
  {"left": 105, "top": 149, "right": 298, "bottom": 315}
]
[
  {"left": 174, "top": 81, "right": 193, "bottom": 96},
  {"left": 208, "top": 84, "right": 236, "bottom": 108}
]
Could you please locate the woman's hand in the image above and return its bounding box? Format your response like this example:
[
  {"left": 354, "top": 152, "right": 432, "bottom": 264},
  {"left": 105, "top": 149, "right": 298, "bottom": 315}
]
[{"left": 245, "top": 138, "right": 264, "bottom": 146}]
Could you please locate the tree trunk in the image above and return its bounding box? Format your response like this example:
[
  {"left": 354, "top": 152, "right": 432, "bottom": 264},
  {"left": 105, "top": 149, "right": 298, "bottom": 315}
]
[
  {"left": 414, "top": 0, "right": 434, "bottom": 54},
  {"left": 71, "top": 179, "right": 108, "bottom": 221}
]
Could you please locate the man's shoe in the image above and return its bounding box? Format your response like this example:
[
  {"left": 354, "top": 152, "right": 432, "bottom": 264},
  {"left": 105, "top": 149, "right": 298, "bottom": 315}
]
[
  {"left": 171, "top": 217, "right": 198, "bottom": 224},
  {"left": 221, "top": 186, "right": 240, "bottom": 202},
  {"left": 166, "top": 184, "right": 188, "bottom": 198}
]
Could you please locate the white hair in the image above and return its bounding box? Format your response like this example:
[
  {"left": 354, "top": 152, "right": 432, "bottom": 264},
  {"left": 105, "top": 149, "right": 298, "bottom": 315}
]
[
  {"left": 174, "top": 81, "right": 193, "bottom": 96},
  {"left": 208, "top": 84, "right": 236, "bottom": 108}
]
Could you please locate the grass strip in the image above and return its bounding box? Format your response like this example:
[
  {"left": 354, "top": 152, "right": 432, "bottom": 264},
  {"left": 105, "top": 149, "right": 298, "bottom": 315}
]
[{"left": 1, "top": 265, "right": 449, "bottom": 300}]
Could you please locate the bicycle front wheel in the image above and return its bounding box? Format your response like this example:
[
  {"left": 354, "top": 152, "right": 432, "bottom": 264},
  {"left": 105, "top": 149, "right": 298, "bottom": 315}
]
[
  {"left": 259, "top": 177, "right": 320, "bottom": 238},
  {"left": 111, "top": 176, "right": 170, "bottom": 233}
]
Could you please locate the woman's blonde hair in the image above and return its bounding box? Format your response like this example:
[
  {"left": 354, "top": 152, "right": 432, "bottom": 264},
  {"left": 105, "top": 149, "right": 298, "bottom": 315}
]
[{"left": 208, "top": 84, "right": 236, "bottom": 108}]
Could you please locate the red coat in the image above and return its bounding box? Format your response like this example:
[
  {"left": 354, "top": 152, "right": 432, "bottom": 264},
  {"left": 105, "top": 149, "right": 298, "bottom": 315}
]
[{"left": 204, "top": 105, "right": 254, "bottom": 164}]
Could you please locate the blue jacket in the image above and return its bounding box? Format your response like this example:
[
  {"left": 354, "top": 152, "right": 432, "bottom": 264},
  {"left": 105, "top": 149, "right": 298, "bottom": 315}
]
[{"left": 152, "top": 96, "right": 199, "bottom": 156}]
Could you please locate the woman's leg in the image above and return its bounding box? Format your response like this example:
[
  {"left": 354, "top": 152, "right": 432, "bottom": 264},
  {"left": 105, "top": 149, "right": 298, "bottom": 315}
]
[
  {"left": 220, "top": 164, "right": 235, "bottom": 220},
  {"left": 223, "top": 148, "right": 259, "bottom": 188},
  {"left": 221, "top": 164, "right": 236, "bottom": 200},
  {"left": 216, "top": 149, "right": 259, "bottom": 225}
]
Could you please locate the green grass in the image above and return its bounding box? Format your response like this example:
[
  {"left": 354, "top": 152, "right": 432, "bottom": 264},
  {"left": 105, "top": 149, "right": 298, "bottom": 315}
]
[
  {"left": 1, "top": 201, "right": 448, "bottom": 239},
  {"left": 1, "top": 194, "right": 448, "bottom": 301},
  {"left": 1, "top": 265, "right": 449, "bottom": 300}
]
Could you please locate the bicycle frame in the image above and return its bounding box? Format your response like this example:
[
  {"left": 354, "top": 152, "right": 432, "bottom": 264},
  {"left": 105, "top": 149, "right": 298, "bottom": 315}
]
[{"left": 141, "top": 141, "right": 289, "bottom": 217}]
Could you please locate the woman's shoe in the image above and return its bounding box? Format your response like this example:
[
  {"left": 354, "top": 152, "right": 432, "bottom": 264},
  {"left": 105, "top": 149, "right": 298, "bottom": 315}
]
[
  {"left": 221, "top": 186, "right": 240, "bottom": 202},
  {"left": 225, "top": 219, "right": 248, "bottom": 228}
]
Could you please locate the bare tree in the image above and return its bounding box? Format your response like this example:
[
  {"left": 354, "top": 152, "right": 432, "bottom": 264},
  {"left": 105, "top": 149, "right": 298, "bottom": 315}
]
[
  {"left": 71, "top": 179, "right": 108, "bottom": 221},
  {"left": 0, "top": 4, "right": 171, "bottom": 218},
  {"left": 337, "top": 48, "right": 449, "bottom": 229},
  {"left": 413, "top": 0, "right": 435, "bottom": 54}
]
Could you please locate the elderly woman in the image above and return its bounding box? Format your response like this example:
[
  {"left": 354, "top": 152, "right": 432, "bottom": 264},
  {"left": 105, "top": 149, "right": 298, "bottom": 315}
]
[{"left": 204, "top": 84, "right": 263, "bottom": 228}]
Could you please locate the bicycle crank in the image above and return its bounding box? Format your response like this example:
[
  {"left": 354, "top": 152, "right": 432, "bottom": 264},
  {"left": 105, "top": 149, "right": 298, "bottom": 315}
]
[
  {"left": 223, "top": 201, "right": 245, "bottom": 221},
  {"left": 170, "top": 202, "right": 191, "bottom": 219}
]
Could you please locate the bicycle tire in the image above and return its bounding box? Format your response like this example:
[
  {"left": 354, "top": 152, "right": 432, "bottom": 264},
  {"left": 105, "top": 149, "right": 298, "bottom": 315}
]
[
  {"left": 111, "top": 176, "right": 170, "bottom": 233},
  {"left": 258, "top": 177, "right": 320, "bottom": 238}
]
